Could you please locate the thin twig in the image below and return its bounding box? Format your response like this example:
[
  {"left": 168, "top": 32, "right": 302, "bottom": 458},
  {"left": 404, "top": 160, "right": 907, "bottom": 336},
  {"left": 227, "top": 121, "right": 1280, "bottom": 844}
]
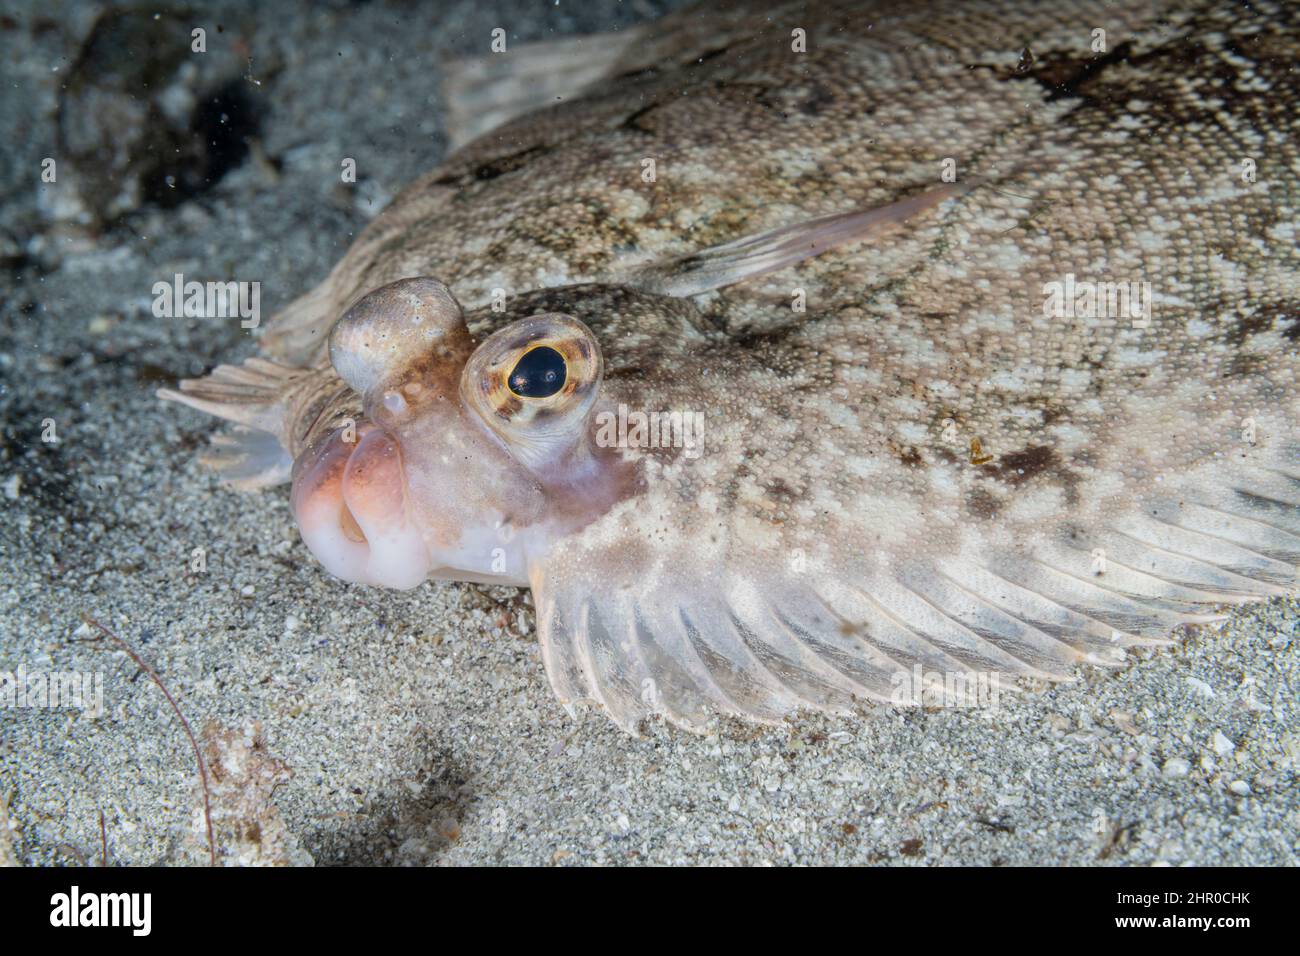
[{"left": 78, "top": 614, "right": 216, "bottom": 866}]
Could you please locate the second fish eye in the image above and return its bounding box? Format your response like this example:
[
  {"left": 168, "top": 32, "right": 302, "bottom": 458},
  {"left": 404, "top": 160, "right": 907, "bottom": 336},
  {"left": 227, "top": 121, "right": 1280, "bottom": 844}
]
[{"left": 508, "top": 345, "right": 567, "bottom": 398}]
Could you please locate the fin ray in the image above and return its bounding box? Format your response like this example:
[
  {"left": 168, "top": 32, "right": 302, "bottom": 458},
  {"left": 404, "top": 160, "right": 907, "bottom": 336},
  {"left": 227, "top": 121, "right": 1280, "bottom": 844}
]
[{"left": 630, "top": 181, "right": 976, "bottom": 297}]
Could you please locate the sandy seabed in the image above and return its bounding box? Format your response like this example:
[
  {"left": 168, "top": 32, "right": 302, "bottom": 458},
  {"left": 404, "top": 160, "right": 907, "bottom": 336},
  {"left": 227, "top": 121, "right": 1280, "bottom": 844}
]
[{"left": 1, "top": 0, "right": 1296, "bottom": 866}]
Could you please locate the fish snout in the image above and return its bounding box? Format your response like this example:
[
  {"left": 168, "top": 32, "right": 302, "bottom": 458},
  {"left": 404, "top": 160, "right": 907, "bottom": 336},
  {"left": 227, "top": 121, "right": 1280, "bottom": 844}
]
[{"left": 290, "top": 421, "right": 431, "bottom": 589}]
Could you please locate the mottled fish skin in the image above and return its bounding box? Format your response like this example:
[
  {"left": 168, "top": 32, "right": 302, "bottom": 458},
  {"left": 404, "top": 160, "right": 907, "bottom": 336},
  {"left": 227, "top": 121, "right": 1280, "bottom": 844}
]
[{"left": 165, "top": 0, "right": 1298, "bottom": 733}]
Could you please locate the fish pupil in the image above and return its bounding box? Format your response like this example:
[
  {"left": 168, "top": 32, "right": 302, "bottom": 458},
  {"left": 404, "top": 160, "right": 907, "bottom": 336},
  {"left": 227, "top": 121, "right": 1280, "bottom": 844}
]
[{"left": 508, "top": 346, "right": 567, "bottom": 398}]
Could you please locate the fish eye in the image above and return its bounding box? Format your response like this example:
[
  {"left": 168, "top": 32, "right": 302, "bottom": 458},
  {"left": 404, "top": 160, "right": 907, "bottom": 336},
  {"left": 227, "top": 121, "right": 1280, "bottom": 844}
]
[
  {"left": 461, "top": 313, "right": 603, "bottom": 462},
  {"left": 508, "top": 345, "right": 567, "bottom": 398}
]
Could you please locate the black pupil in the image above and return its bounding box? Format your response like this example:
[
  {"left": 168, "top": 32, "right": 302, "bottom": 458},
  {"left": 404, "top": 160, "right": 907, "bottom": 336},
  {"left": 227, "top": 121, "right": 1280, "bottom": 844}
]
[{"left": 508, "top": 346, "right": 566, "bottom": 398}]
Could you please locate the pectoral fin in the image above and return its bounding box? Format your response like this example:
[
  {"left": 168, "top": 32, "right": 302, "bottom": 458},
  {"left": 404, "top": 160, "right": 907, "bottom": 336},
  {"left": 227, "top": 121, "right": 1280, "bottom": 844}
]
[{"left": 630, "top": 180, "right": 977, "bottom": 298}]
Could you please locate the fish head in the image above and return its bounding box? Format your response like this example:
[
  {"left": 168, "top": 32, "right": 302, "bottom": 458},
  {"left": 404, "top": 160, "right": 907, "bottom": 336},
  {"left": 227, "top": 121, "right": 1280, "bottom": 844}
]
[{"left": 290, "top": 278, "right": 635, "bottom": 589}]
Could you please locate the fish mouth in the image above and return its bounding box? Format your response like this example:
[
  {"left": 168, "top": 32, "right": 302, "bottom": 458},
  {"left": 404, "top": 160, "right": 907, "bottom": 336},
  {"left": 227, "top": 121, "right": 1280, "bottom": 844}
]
[{"left": 290, "top": 421, "right": 432, "bottom": 589}]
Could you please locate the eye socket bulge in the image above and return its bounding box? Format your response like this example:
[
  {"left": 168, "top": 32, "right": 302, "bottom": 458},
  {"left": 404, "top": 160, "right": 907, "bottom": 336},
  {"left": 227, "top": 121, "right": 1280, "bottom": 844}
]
[{"left": 508, "top": 346, "right": 567, "bottom": 398}]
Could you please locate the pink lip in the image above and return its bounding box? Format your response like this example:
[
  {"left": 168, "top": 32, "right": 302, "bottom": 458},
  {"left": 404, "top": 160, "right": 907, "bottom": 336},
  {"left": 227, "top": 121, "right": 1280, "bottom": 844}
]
[{"left": 289, "top": 422, "right": 431, "bottom": 589}]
